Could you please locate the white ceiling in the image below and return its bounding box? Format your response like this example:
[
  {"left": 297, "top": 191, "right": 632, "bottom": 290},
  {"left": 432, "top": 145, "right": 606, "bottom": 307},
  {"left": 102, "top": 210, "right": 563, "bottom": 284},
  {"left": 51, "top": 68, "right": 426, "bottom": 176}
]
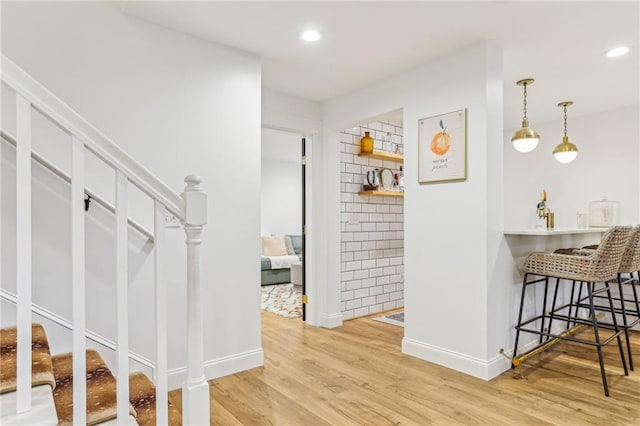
[{"left": 123, "top": 1, "right": 639, "bottom": 128}]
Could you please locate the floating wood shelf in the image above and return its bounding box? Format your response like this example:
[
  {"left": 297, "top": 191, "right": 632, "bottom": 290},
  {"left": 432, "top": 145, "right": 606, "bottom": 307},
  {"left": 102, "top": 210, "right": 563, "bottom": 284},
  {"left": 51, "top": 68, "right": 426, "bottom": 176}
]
[
  {"left": 358, "top": 190, "right": 404, "bottom": 198},
  {"left": 357, "top": 150, "right": 403, "bottom": 163}
]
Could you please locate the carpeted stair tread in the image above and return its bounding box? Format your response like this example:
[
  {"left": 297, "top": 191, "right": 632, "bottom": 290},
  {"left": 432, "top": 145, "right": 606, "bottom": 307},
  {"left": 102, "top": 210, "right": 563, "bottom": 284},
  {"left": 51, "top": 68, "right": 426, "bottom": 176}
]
[
  {"left": 129, "top": 371, "right": 182, "bottom": 425},
  {"left": 0, "top": 323, "right": 55, "bottom": 394},
  {"left": 51, "top": 349, "right": 136, "bottom": 425}
]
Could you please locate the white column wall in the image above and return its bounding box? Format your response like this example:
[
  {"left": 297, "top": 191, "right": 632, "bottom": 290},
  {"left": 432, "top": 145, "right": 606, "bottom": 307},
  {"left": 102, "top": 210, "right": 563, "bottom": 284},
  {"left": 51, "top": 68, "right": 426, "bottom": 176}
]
[
  {"left": 1, "top": 1, "right": 263, "bottom": 388},
  {"left": 323, "top": 43, "right": 507, "bottom": 378}
]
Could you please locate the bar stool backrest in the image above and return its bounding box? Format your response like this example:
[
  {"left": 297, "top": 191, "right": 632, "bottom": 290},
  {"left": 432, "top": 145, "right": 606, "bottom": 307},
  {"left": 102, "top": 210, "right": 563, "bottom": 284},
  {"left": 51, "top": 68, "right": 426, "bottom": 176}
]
[
  {"left": 618, "top": 224, "right": 640, "bottom": 274},
  {"left": 589, "top": 225, "right": 632, "bottom": 281}
]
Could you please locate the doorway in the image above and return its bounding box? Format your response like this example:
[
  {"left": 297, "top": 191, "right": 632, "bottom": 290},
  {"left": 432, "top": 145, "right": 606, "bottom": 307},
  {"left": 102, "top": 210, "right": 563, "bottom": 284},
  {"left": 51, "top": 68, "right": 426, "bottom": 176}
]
[
  {"left": 259, "top": 127, "right": 307, "bottom": 320},
  {"left": 338, "top": 109, "right": 405, "bottom": 322}
]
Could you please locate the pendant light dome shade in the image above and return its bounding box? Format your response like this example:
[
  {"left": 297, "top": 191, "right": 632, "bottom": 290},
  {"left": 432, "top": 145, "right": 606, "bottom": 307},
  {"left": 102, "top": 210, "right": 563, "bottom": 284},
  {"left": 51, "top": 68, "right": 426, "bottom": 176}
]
[
  {"left": 553, "top": 101, "right": 578, "bottom": 164},
  {"left": 553, "top": 137, "right": 578, "bottom": 163},
  {"left": 512, "top": 120, "right": 540, "bottom": 153},
  {"left": 511, "top": 78, "right": 539, "bottom": 153}
]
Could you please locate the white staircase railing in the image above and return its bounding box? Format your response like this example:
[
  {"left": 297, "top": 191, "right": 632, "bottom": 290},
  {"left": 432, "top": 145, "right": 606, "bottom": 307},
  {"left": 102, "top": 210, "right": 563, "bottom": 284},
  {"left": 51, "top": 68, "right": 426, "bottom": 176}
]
[{"left": 1, "top": 53, "right": 210, "bottom": 425}]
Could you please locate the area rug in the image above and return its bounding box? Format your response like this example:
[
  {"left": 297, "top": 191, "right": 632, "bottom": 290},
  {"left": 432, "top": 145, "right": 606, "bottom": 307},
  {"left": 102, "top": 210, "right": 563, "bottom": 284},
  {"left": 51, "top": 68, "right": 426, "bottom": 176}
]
[
  {"left": 372, "top": 311, "right": 404, "bottom": 327},
  {"left": 261, "top": 283, "right": 302, "bottom": 318}
]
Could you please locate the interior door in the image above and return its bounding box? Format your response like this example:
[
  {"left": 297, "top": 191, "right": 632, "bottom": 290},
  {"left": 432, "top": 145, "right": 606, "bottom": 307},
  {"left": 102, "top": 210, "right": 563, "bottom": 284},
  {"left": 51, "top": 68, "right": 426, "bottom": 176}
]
[{"left": 301, "top": 137, "right": 307, "bottom": 321}]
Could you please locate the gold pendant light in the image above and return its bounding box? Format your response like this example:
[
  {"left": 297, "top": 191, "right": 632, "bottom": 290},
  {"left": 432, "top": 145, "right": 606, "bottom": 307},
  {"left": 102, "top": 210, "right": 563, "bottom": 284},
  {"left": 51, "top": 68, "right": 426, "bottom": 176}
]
[
  {"left": 553, "top": 101, "right": 578, "bottom": 164},
  {"left": 511, "top": 78, "right": 540, "bottom": 153}
]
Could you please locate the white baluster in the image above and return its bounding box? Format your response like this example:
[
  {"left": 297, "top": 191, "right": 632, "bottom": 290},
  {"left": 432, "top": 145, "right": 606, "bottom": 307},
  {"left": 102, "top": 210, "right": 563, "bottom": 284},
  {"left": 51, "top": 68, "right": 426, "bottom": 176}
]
[
  {"left": 154, "top": 201, "right": 168, "bottom": 425},
  {"left": 15, "top": 94, "right": 32, "bottom": 414},
  {"left": 71, "top": 135, "right": 87, "bottom": 424},
  {"left": 181, "top": 175, "right": 209, "bottom": 425},
  {"left": 115, "top": 170, "right": 130, "bottom": 421}
]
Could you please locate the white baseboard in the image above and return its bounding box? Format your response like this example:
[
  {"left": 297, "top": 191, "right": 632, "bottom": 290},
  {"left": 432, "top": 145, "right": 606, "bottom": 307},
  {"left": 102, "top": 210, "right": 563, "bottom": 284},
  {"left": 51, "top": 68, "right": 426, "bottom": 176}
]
[
  {"left": 320, "top": 312, "right": 343, "bottom": 329},
  {"left": 167, "top": 348, "right": 264, "bottom": 391},
  {"left": 402, "top": 324, "right": 577, "bottom": 382},
  {"left": 402, "top": 337, "right": 496, "bottom": 380}
]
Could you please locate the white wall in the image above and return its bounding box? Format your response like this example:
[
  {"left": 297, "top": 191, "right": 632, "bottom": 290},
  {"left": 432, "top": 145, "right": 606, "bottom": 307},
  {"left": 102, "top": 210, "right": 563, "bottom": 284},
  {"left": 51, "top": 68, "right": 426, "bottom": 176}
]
[
  {"left": 323, "top": 43, "right": 510, "bottom": 379},
  {"left": 261, "top": 127, "right": 301, "bottom": 236},
  {"left": 1, "top": 1, "right": 263, "bottom": 388},
  {"left": 261, "top": 159, "right": 301, "bottom": 236},
  {"left": 262, "top": 88, "right": 322, "bottom": 133},
  {"left": 505, "top": 105, "right": 640, "bottom": 228}
]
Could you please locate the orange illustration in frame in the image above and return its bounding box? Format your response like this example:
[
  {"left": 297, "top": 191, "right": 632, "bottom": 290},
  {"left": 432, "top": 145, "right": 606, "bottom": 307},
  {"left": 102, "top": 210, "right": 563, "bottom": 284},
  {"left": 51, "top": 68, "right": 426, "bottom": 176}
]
[{"left": 418, "top": 108, "right": 467, "bottom": 183}]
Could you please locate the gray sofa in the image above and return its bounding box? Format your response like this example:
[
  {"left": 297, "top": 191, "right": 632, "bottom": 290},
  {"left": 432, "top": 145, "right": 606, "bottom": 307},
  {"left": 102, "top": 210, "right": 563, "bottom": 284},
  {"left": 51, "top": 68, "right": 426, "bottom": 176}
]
[{"left": 261, "top": 235, "right": 303, "bottom": 286}]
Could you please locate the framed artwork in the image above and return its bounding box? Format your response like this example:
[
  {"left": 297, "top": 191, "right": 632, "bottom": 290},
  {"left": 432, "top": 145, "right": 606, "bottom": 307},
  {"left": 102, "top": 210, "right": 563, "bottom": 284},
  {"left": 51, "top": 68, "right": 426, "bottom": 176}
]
[{"left": 418, "top": 108, "right": 467, "bottom": 183}]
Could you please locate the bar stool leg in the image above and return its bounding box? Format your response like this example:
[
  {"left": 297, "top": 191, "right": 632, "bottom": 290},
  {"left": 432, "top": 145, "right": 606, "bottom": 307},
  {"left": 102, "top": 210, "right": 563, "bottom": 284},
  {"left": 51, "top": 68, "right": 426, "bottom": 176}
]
[
  {"left": 512, "top": 273, "right": 529, "bottom": 368},
  {"left": 606, "top": 280, "right": 629, "bottom": 376},
  {"left": 631, "top": 272, "right": 640, "bottom": 322},
  {"left": 573, "top": 281, "right": 585, "bottom": 327},
  {"left": 616, "top": 274, "right": 633, "bottom": 371},
  {"left": 587, "top": 281, "right": 609, "bottom": 396},
  {"left": 547, "top": 278, "right": 561, "bottom": 339},
  {"left": 566, "top": 280, "right": 577, "bottom": 330},
  {"left": 539, "top": 277, "right": 550, "bottom": 344}
]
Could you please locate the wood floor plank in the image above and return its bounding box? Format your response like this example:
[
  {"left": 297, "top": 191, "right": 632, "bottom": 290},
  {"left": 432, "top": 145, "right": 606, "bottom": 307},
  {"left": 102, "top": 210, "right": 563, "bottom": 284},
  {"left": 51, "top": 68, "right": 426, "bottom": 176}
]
[{"left": 169, "top": 311, "right": 640, "bottom": 425}]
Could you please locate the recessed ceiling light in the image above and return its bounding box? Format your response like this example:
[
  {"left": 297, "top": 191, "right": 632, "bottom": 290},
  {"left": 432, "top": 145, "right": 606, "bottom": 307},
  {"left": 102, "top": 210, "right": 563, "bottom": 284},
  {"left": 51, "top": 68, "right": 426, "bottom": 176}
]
[
  {"left": 606, "top": 46, "right": 629, "bottom": 58},
  {"left": 301, "top": 30, "right": 321, "bottom": 42}
]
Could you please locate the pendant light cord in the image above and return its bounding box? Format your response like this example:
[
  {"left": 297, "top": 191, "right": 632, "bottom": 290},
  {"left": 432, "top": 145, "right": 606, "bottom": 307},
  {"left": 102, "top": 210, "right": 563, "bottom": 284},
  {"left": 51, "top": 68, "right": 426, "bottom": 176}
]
[
  {"left": 522, "top": 83, "right": 528, "bottom": 121},
  {"left": 563, "top": 105, "right": 568, "bottom": 137}
]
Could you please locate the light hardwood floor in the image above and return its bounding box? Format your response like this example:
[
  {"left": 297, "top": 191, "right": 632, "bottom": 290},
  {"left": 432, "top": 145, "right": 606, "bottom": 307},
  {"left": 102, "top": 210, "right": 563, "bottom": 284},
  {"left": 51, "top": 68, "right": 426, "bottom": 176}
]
[{"left": 170, "top": 310, "right": 640, "bottom": 425}]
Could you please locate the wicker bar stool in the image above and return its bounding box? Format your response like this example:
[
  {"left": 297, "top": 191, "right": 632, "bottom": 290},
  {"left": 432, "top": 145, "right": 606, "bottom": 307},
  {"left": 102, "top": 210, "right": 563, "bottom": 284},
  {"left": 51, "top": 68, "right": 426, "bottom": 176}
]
[
  {"left": 570, "top": 225, "right": 640, "bottom": 370},
  {"left": 512, "top": 225, "right": 632, "bottom": 396}
]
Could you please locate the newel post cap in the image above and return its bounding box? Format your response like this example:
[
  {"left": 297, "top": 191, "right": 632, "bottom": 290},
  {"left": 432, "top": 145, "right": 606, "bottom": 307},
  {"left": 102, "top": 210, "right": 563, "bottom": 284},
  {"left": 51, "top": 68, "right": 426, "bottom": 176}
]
[{"left": 181, "top": 175, "right": 207, "bottom": 226}]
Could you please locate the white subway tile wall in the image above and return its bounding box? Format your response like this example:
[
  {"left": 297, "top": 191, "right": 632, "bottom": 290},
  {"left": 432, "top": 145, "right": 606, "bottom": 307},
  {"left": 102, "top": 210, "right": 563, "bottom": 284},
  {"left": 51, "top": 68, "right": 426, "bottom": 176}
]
[{"left": 340, "top": 121, "right": 404, "bottom": 320}]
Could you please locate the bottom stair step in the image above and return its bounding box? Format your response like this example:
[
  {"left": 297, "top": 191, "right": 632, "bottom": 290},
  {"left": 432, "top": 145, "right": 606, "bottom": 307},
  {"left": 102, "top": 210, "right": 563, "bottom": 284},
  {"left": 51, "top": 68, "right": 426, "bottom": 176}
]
[
  {"left": 129, "top": 372, "right": 182, "bottom": 425},
  {"left": 99, "top": 414, "right": 139, "bottom": 425},
  {"left": 51, "top": 349, "right": 136, "bottom": 425},
  {"left": 0, "top": 384, "right": 58, "bottom": 425}
]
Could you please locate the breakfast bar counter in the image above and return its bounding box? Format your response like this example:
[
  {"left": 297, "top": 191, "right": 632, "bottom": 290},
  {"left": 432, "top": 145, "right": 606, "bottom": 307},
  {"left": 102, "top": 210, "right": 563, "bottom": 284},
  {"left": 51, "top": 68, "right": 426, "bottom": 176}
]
[
  {"left": 504, "top": 228, "right": 607, "bottom": 236},
  {"left": 504, "top": 228, "right": 608, "bottom": 275}
]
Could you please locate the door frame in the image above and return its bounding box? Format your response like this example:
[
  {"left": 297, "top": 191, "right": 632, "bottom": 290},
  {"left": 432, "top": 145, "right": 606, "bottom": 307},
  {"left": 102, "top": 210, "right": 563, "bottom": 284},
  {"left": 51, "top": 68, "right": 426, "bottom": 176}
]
[{"left": 261, "top": 122, "right": 320, "bottom": 326}]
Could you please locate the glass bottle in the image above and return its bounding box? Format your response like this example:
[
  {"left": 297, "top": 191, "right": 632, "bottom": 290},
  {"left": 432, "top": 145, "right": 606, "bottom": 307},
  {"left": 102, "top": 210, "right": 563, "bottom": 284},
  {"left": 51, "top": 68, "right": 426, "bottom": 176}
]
[{"left": 360, "top": 131, "right": 374, "bottom": 154}]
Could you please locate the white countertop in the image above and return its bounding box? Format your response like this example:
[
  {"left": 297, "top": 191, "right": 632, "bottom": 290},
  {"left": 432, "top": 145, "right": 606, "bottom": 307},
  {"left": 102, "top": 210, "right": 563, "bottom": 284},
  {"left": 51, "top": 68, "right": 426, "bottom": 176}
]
[{"left": 504, "top": 228, "right": 607, "bottom": 236}]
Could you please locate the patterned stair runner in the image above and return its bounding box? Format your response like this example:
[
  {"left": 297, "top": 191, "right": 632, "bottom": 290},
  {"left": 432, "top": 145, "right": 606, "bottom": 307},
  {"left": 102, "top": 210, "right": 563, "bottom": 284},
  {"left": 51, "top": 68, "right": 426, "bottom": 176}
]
[
  {"left": 1, "top": 323, "right": 183, "bottom": 425},
  {"left": 0, "top": 323, "right": 56, "bottom": 393}
]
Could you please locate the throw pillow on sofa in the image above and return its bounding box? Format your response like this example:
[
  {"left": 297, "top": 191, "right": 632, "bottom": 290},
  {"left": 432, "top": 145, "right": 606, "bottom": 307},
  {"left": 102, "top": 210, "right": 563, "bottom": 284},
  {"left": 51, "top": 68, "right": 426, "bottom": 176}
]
[
  {"left": 284, "top": 236, "right": 296, "bottom": 255},
  {"left": 262, "top": 235, "right": 288, "bottom": 256}
]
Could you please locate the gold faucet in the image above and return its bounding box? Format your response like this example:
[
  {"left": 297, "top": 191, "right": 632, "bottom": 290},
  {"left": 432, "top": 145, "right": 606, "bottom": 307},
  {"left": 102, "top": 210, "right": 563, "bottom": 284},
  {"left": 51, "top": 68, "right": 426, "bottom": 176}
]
[{"left": 536, "top": 189, "right": 554, "bottom": 229}]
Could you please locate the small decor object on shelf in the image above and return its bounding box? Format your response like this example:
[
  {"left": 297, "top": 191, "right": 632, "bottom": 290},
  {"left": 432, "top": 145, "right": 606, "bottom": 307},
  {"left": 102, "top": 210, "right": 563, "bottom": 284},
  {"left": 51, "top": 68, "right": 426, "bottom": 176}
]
[
  {"left": 360, "top": 131, "right": 374, "bottom": 154},
  {"left": 380, "top": 168, "right": 393, "bottom": 191},
  {"left": 364, "top": 168, "right": 380, "bottom": 190},
  {"left": 588, "top": 197, "right": 619, "bottom": 227},
  {"left": 576, "top": 213, "right": 588, "bottom": 229},
  {"left": 419, "top": 108, "right": 466, "bottom": 183},
  {"left": 536, "top": 189, "right": 554, "bottom": 229}
]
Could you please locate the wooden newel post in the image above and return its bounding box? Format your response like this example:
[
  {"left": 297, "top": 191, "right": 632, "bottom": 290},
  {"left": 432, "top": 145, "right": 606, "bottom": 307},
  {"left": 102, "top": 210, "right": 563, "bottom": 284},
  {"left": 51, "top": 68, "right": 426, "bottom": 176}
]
[{"left": 181, "top": 175, "right": 210, "bottom": 425}]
